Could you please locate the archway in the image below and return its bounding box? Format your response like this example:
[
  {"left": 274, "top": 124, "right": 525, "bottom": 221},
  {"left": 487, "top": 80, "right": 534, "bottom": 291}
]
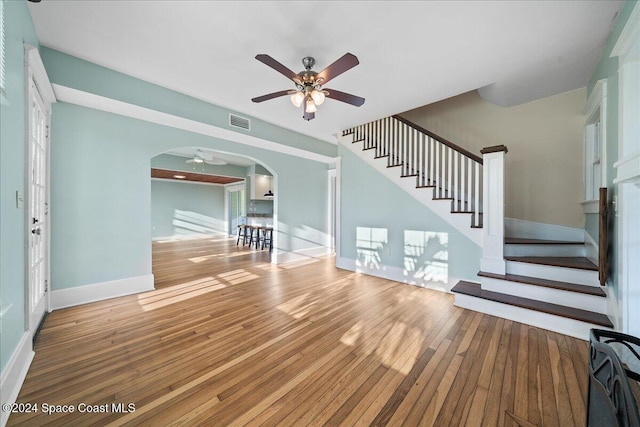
[{"left": 149, "top": 147, "right": 279, "bottom": 280}]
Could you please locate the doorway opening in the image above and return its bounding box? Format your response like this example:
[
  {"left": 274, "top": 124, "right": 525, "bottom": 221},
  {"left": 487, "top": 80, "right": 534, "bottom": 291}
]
[{"left": 149, "top": 147, "right": 277, "bottom": 289}]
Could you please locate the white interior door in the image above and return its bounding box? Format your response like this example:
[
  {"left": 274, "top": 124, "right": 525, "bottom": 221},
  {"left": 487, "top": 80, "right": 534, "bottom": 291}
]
[{"left": 27, "top": 77, "right": 50, "bottom": 336}]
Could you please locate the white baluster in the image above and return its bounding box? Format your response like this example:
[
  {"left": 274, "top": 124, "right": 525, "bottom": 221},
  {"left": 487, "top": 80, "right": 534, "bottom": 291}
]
[
  {"left": 429, "top": 137, "right": 434, "bottom": 186},
  {"left": 386, "top": 119, "right": 390, "bottom": 159},
  {"left": 447, "top": 147, "right": 452, "bottom": 199},
  {"left": 454, "top": 152, "right": 459, "bottom": 210},
  {"left": 402, "top": 124, "right": 407, "bottom": 174},
  {"left": 435, "top": 141, "right": 440, "bottom": 197},
  {"left": 413, "top": 129, "right": 420, "bottom": 175},
  {"left": 420, "top": 133, "right": 426, "bottom": 186},
  {"left": 392, "top": 119, "right": 397, "bottom": 164},
  {"left": 467, "top": 159, "right": 472, "bottom": 212},
  {"left": 474, "top": 162, "right": 480, "bottom": 226}
]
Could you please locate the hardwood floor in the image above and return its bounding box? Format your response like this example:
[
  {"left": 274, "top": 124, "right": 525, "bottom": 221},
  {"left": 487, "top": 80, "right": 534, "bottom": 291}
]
[{"left": 8, "top": 236, "right": 589, "bottom": 426}]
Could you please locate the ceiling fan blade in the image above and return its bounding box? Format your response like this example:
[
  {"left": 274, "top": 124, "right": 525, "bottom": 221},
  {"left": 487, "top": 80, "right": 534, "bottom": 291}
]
[
  {"left": 205, "top": 158, "right": 228, "bottom": 166},
  {"left": 194, "top": 149, "right": 213, "bottom": 161},
  {"left": 251, "top": 90, "right": 291, "bottom": 103},
  {"left": 315, "top": 53, "right": 359, "bottom": 85},
  {"left": 255, "top": 54, "right": 302, "bottom": 84},
  {"left": 324, "top": 89, "right": 365, "bottom": 107},
  {"left": 303, "top": 110, "right": 315, "bottom": 121}
]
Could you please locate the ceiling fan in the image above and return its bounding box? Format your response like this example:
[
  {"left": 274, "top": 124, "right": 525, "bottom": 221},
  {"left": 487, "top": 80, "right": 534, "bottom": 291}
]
[
  {"left": 252, "top": 53, "right": 365, "bottom": 121},
  {"left": 185, "top": 149, "right": 228, "bottom": 166}
]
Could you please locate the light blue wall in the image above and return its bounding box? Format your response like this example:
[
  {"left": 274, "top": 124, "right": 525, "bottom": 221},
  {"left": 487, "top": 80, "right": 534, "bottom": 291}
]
[
  {"left": 151, "top": 180, "right": 225, "bottom": 239},
  {"left": 586, "top": 0, "right": 638, "bottom": 297},
  {"left": 338, "top": 146, "right": 481, "bottom": 288},
  {"left": 42, "top": 49, "right": 333, "bottom": 292},
  {"left": 39, "top": 47, "right": 337, "bottom": 160},
  {"left": 0, "top": 0, "right": 39, "bottom": 373}
]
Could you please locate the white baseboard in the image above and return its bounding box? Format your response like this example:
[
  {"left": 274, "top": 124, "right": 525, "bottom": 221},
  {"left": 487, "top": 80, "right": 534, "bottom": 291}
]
[
  {"left": 336, "top": 256, "right": 458, "bottom": 293},
  {"left": 605, "top": 284, "right": 621, "bottom": 331},
  {"left": 274, "top": 246, "right": 332, "bottom": 264},
  {"left": 51, "top": 274, "right": 155, "bottom": 310},
  {"left": 505, "top": 218, "right": 584, "bottom": 241},
  {"left": 0, "top": 333, "right": 34, "bottom": 427},
  {"left": 152, "top": 232, "right": 227, "bottom": 242}
]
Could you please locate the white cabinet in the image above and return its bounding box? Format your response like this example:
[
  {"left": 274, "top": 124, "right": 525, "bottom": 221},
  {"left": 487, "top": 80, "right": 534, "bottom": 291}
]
[{"left": 250, "top": 174, "right": 273, "bottom": 200}]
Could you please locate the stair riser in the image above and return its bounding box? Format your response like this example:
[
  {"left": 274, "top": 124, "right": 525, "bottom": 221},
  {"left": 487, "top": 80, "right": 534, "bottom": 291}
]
[
  {"left": 480, "top": 277, "right": 607, "bottom": 314},
  {"left": 504, "top": 244, "right": 587, "bottom": 258},
  {"left": 453, "top": 293, "right": 610, "bottom": 340},
  {"left": 506, "top": 261, "right": 599, "bottom": 286}
]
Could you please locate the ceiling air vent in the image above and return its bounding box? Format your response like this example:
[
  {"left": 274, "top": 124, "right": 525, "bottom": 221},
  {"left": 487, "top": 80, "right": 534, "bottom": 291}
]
[{"left": 229, "top": 114, "right": 251, "bottom": 131}]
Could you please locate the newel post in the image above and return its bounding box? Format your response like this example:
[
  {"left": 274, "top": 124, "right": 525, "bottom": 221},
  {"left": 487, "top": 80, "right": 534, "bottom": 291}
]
[{"left": 481, "top": 145, "right": 508, "bottom": 275}]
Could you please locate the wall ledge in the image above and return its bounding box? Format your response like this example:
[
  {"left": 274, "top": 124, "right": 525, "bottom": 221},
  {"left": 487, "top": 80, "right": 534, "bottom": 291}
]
[
  {"left": 51, "top": 84, "right": 334, "bottom": 165},
  {"left": 614, "top": 151, "right": 640, "bottom": 186}
]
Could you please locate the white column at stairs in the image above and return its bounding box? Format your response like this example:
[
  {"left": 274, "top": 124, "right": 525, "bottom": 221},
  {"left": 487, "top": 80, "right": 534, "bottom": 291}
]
[{"left": 480, "top": 145, "right": 508, "bottom": 275}]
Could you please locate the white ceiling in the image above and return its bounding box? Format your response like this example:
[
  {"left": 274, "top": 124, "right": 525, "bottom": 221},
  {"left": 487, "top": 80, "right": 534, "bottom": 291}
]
[{"left": 28, "top": 1, "right": 622, "bottom": 144}]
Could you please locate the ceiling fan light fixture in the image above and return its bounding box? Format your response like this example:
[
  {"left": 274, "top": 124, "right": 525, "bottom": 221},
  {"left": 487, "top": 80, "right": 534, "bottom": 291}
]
[
  {"left": 253, "top": 53, "right": 364, "bottom": 121},
  {"left": 311, "top": 89, "right": 325, "bottom": 105},
  {"left": 290, "top": 91, "right": 304, "bottom": 107},
  {"left": 193, "top": 157, "right": 204, "bottom": 164},
  {"left": 305, "top": 97, "right": 317, "bottom": 113}
]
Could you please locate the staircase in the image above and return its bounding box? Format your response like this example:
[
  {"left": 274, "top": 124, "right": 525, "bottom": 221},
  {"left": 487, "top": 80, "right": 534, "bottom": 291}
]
[
  {"left": 341, "top": 115, "right": 485, "bottom": 247},
  {"left": 340, "top": 115, "right": 613, "bottom": 340},
  {"left": 452, "top": 239, "right": 612, "bottom": 340}
]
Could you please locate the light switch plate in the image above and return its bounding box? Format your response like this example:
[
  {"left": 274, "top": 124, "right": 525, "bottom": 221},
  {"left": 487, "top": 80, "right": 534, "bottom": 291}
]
[{"left": 16, "top": 191, "right": 24, "bottom": 209}]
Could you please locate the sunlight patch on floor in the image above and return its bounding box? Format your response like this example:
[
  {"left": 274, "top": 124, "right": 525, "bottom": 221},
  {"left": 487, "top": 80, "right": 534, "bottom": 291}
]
[
  {"left": 340, "top": 321, "right": 364, "bottom": 346},
  {"left": 279, "top": 257, "right": 321, "bottom": 269},
  {"left": 217, "top": 269, "right": 260, "bottom": 285},
  {"left": 276, "top": 293, "right": 317, "bottom": 319},
  {"left": 138, "top": 279, "right": 226, "bottom": 311},
  {"left": 254, "top": 263, "right": 280, "bottom": 272},
  {"left": 188, "top": 250, "right": 261, "bottom": 263},
  {"left": 147, "top": 276, "right": 219, "bottom": 296},
  {"left": 375, "top": 322, "right": 422, "bottom": 375}
]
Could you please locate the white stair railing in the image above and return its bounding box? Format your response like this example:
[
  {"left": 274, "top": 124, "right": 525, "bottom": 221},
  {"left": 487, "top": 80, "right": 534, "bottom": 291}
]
[{"left": 343, "top": 115, "right": 484, "bottom": 228}]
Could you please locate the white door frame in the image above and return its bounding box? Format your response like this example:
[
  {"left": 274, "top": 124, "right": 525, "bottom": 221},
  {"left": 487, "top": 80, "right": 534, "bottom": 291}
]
[
  {"left": 334, "top": 157, "right": 342, "bottom": 259},
  {"left": 224, "top": 181, "right": 246, "bottom": 237},
  {"left": 24, "top": 45, "right": 56, "bottom": 340},
  {"left": 610, "top": 5, "right": 640, "bottom": 336},
  {"left": 327, "top": 168, "right": 337, "bottom": 253}
]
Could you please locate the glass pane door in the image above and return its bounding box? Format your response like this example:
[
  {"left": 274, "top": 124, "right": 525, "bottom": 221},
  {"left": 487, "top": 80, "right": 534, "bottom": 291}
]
[{"left": 228, "top": 187, "right": 246, "bottom": 235}]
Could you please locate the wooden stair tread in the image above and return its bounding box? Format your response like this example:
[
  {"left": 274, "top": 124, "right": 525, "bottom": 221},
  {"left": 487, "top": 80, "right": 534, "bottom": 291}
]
[
  {"left": 477, "top": 271, "right": 606, "bottom": 296},
  {"left": 505, "top": 237, "right": 584, "bottom": 245},
  {"left": 451, "top": 281, "right": 613, "bottom": 327},
  {"left": 504, "top": 256, "right": 598, "bottom": 271}
]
